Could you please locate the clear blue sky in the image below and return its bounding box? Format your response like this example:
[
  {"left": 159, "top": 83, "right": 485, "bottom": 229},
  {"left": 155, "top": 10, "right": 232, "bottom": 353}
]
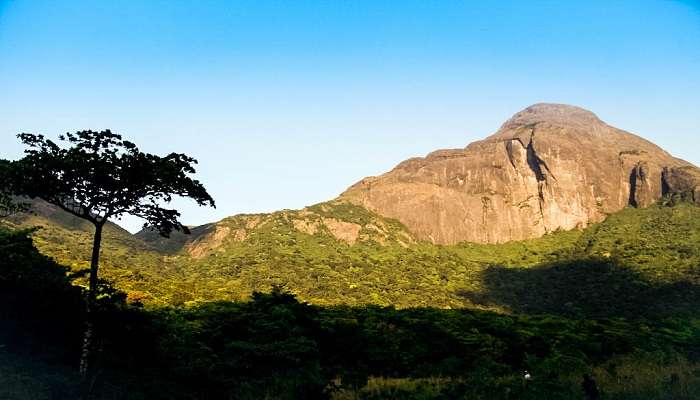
[{"left": 1, "top": 1, "right": 699, "bottom": 232}]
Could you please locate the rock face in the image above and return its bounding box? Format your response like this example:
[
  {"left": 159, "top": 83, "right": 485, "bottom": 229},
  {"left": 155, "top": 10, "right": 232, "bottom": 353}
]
[{"left": 340, "top": 104, "right": 700, "bottom": 244}]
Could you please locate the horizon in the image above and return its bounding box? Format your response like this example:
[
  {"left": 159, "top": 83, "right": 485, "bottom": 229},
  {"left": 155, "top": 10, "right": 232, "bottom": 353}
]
[{"left": 1, "top": 1, "right": 699, "bottom": 232}]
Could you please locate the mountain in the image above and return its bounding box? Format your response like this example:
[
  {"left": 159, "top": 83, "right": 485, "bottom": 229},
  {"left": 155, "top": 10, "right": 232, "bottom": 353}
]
[
  {"left": 7, "top": 194, "right": 700, "bottom": 315},
  {"left": 341, "top": 103, "right": 700, "bottom": 244},
  {"left": 4, "top": 103, "right": 700, "bottom": 310}
]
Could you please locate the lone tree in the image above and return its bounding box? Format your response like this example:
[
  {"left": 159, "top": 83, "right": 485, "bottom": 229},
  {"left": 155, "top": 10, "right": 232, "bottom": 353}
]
[{"left": 3, "top": 131, "right": 215, "bottom": 380}]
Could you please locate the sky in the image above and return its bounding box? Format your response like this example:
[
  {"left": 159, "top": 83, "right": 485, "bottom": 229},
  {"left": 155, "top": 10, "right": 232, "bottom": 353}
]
[{"left": 1, "top": 0, "right": 699, "bottom": 232}]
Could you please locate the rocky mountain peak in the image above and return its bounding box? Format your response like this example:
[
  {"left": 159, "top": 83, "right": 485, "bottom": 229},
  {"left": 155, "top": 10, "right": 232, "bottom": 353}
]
[
  {"left": 500, "top": 103, "right": 604, "bottom": 130},
  {"left": 341, "top": 104, "right": 700, "bottom": 244},
  {"left": 488, "top": 104, "right": 608, "bottom": 144}
]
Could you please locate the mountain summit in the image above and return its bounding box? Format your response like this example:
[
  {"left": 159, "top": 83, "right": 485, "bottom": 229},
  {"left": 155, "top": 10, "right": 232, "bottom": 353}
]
[
  {"left": 498, "top": 103, "right": 605, "bottom": 131},
  {"left": 341, "top": 104, "right": 700, "bottom": 244}
]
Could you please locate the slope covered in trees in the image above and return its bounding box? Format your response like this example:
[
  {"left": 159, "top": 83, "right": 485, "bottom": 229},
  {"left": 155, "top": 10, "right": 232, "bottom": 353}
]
[
  {"left": 3, "top": 225, "right": 700, "bottom": 399},
  {"left": 4, "top": 199, "right": 700, "bottom": 320}
]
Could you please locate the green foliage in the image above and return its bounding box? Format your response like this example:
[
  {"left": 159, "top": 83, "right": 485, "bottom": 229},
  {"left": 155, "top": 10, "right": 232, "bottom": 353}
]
[
  {"left": 1, "top": 203, "right": 185, "bottom": 305},
  {"left": 7, "top": 131, "right": 215, "bottom": 234},
  {"left": 578, "top": 204, "right": 700, "bottom": 283},
  {"left": 5, "top": 198, "right": 700, "bottom": 397},
  {"left": 0, "top": 159, "right": 28, "bottom": 217},
  {"left": 6, "top": 283, "right": 700, "bottom": 399},
  {"left": 2, "top": 227, "right": 700, "bottom": 399},
  {"left": 7, "top": 201, "right": 700, "bottom": 320}
]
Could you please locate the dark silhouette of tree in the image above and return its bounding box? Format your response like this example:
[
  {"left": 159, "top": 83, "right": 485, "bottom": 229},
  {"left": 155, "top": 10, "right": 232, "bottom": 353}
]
[
  {"left": 0, "top": 159, "right": 27, "bottom": 217},
  {"left": 3, "top": 131, "right": 215, "bottom": 385},
  {"left": 0, "top": 192, "right": 14, "bottom": 217}
]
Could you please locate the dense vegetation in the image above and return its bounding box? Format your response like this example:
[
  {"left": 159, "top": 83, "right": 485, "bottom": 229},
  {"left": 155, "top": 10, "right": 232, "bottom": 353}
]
[
  {"left": 5, "top": 200, "right": 700, "bottom": 317},
  {"left": 2, "top": 201, "right": 700, "bottom": 398}
]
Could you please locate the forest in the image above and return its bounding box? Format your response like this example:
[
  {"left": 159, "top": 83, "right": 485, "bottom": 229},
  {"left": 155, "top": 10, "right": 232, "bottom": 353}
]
[
  {"left": 2, "top": 133, "right": 700, "bottom": 399},
  {"left": 2, "top": 202, "right": 700, "bottom": 399}
]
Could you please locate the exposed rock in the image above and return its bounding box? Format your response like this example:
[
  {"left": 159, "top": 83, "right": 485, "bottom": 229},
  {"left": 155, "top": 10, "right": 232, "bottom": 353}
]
[
  {"left": 662, "top": 166, "right": 700, "bottom": 204},
  {"left": 341, "top": 103, "right": 700, "bottom": 244},
  {"left": 293, "top": 218, "right": 320, "bottom": 235},
  {"left": 187, "top": 225, "right": 231, "bottom": 259},
  {"left": 322, "top": 218, "right": 362, "bottom": 245},
  {"left": 245, "top": 216, "right": 262, "bottom": 230},
  {"left": 629, "top": 162, "right": 655, "bottom": 208},
  {"left": 232, "top": 228, "right": 247, "bottom": 242}
]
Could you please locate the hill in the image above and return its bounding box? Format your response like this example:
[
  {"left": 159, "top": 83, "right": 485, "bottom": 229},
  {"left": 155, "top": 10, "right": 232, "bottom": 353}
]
[
  {"left": 6, "top": 198, "right": 700, "bottom": 317},
  {"left": 3, "top": 222, "right": 700, "bottom": 399},
  {"left": 1, "top": 200, "right": 185, "bottom": 305}
]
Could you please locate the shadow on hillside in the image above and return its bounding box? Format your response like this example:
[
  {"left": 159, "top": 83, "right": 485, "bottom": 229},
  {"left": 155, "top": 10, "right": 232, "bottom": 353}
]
[
  {"left": 136, "top": 223, "right": 214, "bottom": 255},
  {"left": 458, "top": 258, "right": 700, "bottom": 319}
]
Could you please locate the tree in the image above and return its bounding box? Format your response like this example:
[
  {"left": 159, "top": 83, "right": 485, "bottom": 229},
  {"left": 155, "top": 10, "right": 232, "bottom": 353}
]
[
  {"left": 0, "top": 191, "right": 15, "bottom": 217},
  {"left": 3, "top": 130, "right": 215, "bottom": 383},
  {"left": 0, "top": 159, "right": 27, "bottom": 217}
]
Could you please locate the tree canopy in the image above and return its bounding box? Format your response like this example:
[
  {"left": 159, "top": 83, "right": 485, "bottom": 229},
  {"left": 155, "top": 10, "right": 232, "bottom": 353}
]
[
  {"left": 3, "top": 130, "right": 217, "bottom": 383},
  {"left": 0, "top": 159, "right": 26, "bottom": 217},
  {"left": 5, "top": 131, "right": 215, "bottom": 234}
]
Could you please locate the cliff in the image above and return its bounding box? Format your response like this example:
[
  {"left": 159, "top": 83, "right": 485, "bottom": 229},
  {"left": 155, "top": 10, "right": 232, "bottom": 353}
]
[{"left": 341, "top": 104, "right": 699, "bottom": 244}]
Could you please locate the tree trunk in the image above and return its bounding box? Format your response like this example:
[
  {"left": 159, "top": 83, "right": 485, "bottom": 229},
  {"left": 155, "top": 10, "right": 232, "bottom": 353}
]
[{"left": 79, "top": 222, "right": 103, "bottom": 384}]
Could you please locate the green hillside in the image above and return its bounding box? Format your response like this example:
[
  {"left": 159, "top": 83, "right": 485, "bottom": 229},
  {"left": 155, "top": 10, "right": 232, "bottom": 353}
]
[
  {"left": 5, "top": 199, "right": 700, "bottom": 318},
  {"left": 1, "top": 201, "right": 186, "bottom": 305},
  {"left": 2, "top": 224, "right": 700, "bottom": 399},
  {"left": 3, "top": 201, "right": 700, "bottom": 399}
]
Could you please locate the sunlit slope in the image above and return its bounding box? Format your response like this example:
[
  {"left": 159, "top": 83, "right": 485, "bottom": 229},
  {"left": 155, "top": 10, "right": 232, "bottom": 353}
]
[
  {"left": 154, "top": 201, "right": 582, "bottom": 307},
  {"left": 0, "top": 200, "right": 188, "bottom": 305},
  {"left": 6, "top": 199, "right": 700, "bottom": 316}
]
